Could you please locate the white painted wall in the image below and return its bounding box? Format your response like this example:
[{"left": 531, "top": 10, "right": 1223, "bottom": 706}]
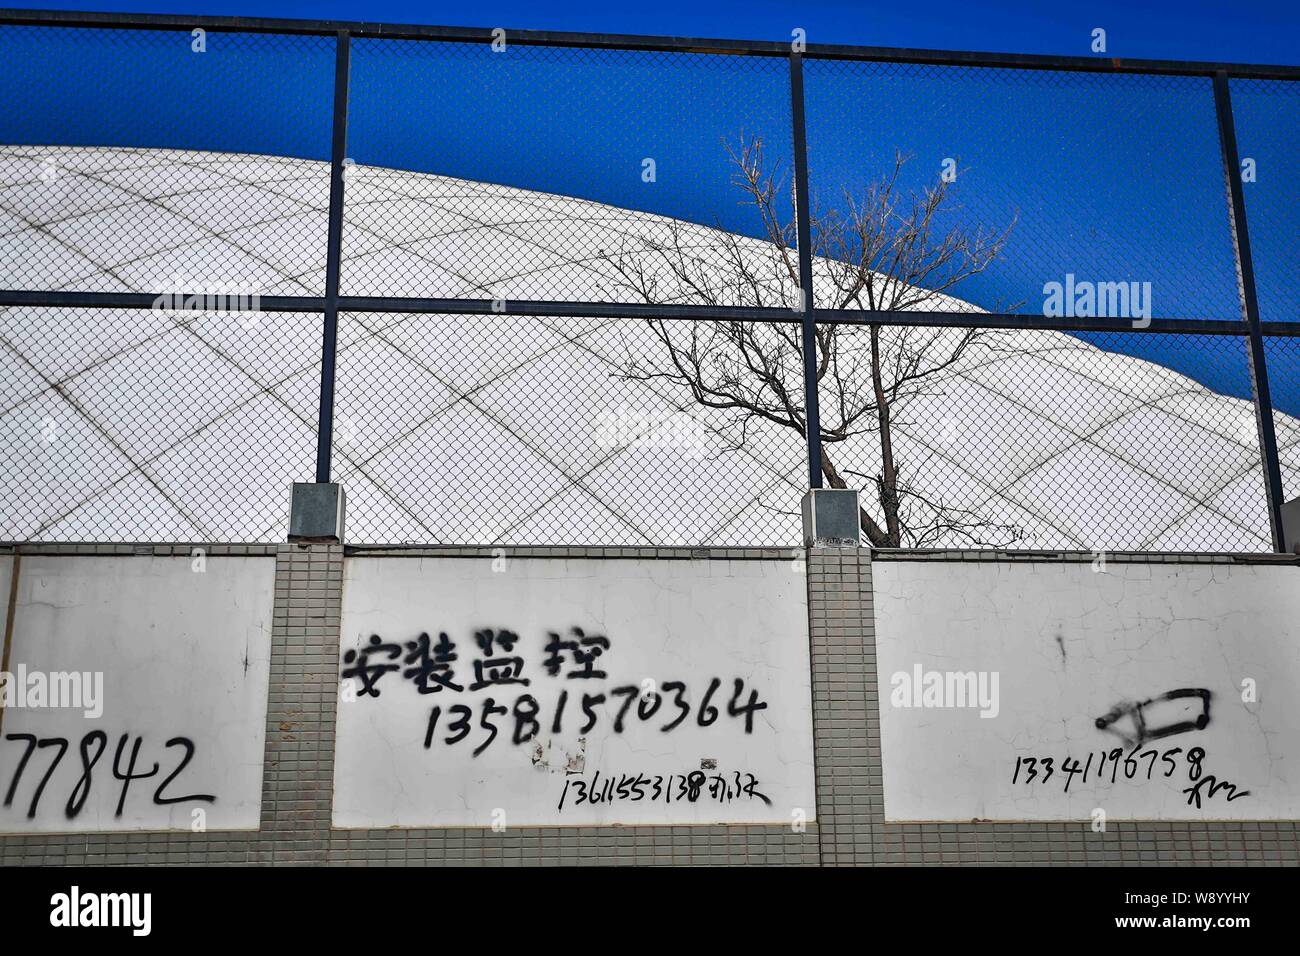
[
  {"left": 873, "top": 560, "right": 1300, "bottom": 821},
  {"left": 333, "top": 557, "right": 814, "bottom": 827},
  {"left": 0, "top": 555, "right": 274, "bottom": 833}
]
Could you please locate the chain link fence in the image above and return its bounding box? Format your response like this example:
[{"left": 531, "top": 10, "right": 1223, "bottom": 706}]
[
  {"left": 0, "top": 25, "right": 335, "bottom": 295},
  {"left": 343, "top": 41, "right": 794, "bottom": 305},
  {"left": 818, "top": 326, "right": 1274, "bottom": 552},
  {"left": 0, "top": 305, "right": 319, "bottom": 541},
  {"left": 0, "top": 13, "right": 1296, "bottom": 551},
  {"left": 803, "top": 63, "right": 1241, "bottom": 322},
  {"left": 1264, "top": 334, "right": 1300, "bottom": 502},
  {"left": 331, "top": 312, "right": 804, "bottom": 545},
  {"left": 1230, "top": 78, "right": 1299, "bottom": 326}
]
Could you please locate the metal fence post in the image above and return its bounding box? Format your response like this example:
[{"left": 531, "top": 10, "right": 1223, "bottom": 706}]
[
  {"left": 789, "top": 52, "right": 823, "bottom": 489},
  {"left": 315, "top": 30, "right": 352, "bottom": 483},
  {"left": 1213, "top": 71, "right": 1285, "bottom": 550}
]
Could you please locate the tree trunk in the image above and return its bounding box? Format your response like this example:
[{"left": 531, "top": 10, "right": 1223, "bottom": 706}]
[
  {"left": 869, "top": 324, "right": 902, "bottom": 546},
  {"left": 819, "top": 442, "right": 889, "bottom": 547}
]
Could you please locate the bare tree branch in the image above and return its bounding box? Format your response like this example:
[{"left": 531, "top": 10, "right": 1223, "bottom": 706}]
[{"left": 601, "top": 133, "right": 1019, "bottom": 547}]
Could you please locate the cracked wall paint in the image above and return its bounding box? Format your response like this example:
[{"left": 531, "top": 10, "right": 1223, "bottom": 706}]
[
  {"left": 332, "top": 556, "right": 814, "bottom": 828},
  {"left": 0, "top": 555, "right": 275, "bottom": 834},
  {"left": 873, "top": 560, "right": 1300, "bottom": 821}
]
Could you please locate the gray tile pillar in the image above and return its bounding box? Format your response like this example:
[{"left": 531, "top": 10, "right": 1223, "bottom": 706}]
[
  {"left": 807, "top": 547, "right": 876, "bottom": 865},
  {"left": 256, "top": 542, "right": 345, "bottom": 863}
]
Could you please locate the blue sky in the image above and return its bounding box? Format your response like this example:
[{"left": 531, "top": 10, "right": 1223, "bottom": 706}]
[{"left": 2, "top": 1, "right": 1297, "bottom": 411}]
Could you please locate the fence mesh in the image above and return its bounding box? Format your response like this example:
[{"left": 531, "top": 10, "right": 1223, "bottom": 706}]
[
  {"left": 0, "top": 27, "right": 336, "bottom": 296},
  {"left": 1264, "top": 334, "right": 1300, "bottom": 502},
  {"left": 802, "top": 62, "right": 1240, "bottom": 322},
  {"left": 332, "top": 312, "right": 806, "bottom": 546},
  {"left": 0, "top": 305, "right": 320, "bottom": 542},
  {"left": 0, "top": 20, "right": 1295, "bottom": 552},
  {"left": 1230, "top": 78, "right": 1300, "bottom": 325},
  {"left": 816, "top": 326, "right": 1274, "bottom": 552},
  {"left": 343, "top": 41, "right": 795, "bottom": 305}
]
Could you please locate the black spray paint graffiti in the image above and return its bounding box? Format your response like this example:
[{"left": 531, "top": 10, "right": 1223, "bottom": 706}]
[
  {"left": 1036, "top": 686, "right": 1251, "bottom": 807},
  {"left": 1011, "top": 685, "right": 1250, "bottom": 808},
  {"left": 421, "top": 677, "right": 768, "bottom": 758},
  {"left": 341, "top": 627, "right": 770, "bottom": 757},
  {"left": 1011, "top": 744, "right": 1250, "bottom": 807},
  {"left": 1094, "top": 688, "right": 1212, "bottom": 748},
  {"left": 558, "top": 770, "right": 771, "bottom": 811},
  {"left": 2, "top": 732, "right": 215, "bottom": 820},
  {"left": 1008, "top": 743, "right": 1253, "bottom": 806},
  {"left": 342, "top": 626, "right": 614, "bottom": 698}
]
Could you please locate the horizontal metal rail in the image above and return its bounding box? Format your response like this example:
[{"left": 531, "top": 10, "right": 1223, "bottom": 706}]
[
  {"left": 1, "top": 8, "right": 1297, "bottom": 79},
  {"left": 1, "top": 290, "right": 1297, "bottom": 337}
]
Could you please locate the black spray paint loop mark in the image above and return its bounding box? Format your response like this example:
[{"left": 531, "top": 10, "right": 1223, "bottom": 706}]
[{"left": 1094, "top": 688, "right": 1212, "bottom": 748}]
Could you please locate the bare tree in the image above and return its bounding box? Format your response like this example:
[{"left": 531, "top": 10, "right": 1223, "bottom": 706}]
[{"left": 603, "top": 133, "right": 1021, "bottom": 547}]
